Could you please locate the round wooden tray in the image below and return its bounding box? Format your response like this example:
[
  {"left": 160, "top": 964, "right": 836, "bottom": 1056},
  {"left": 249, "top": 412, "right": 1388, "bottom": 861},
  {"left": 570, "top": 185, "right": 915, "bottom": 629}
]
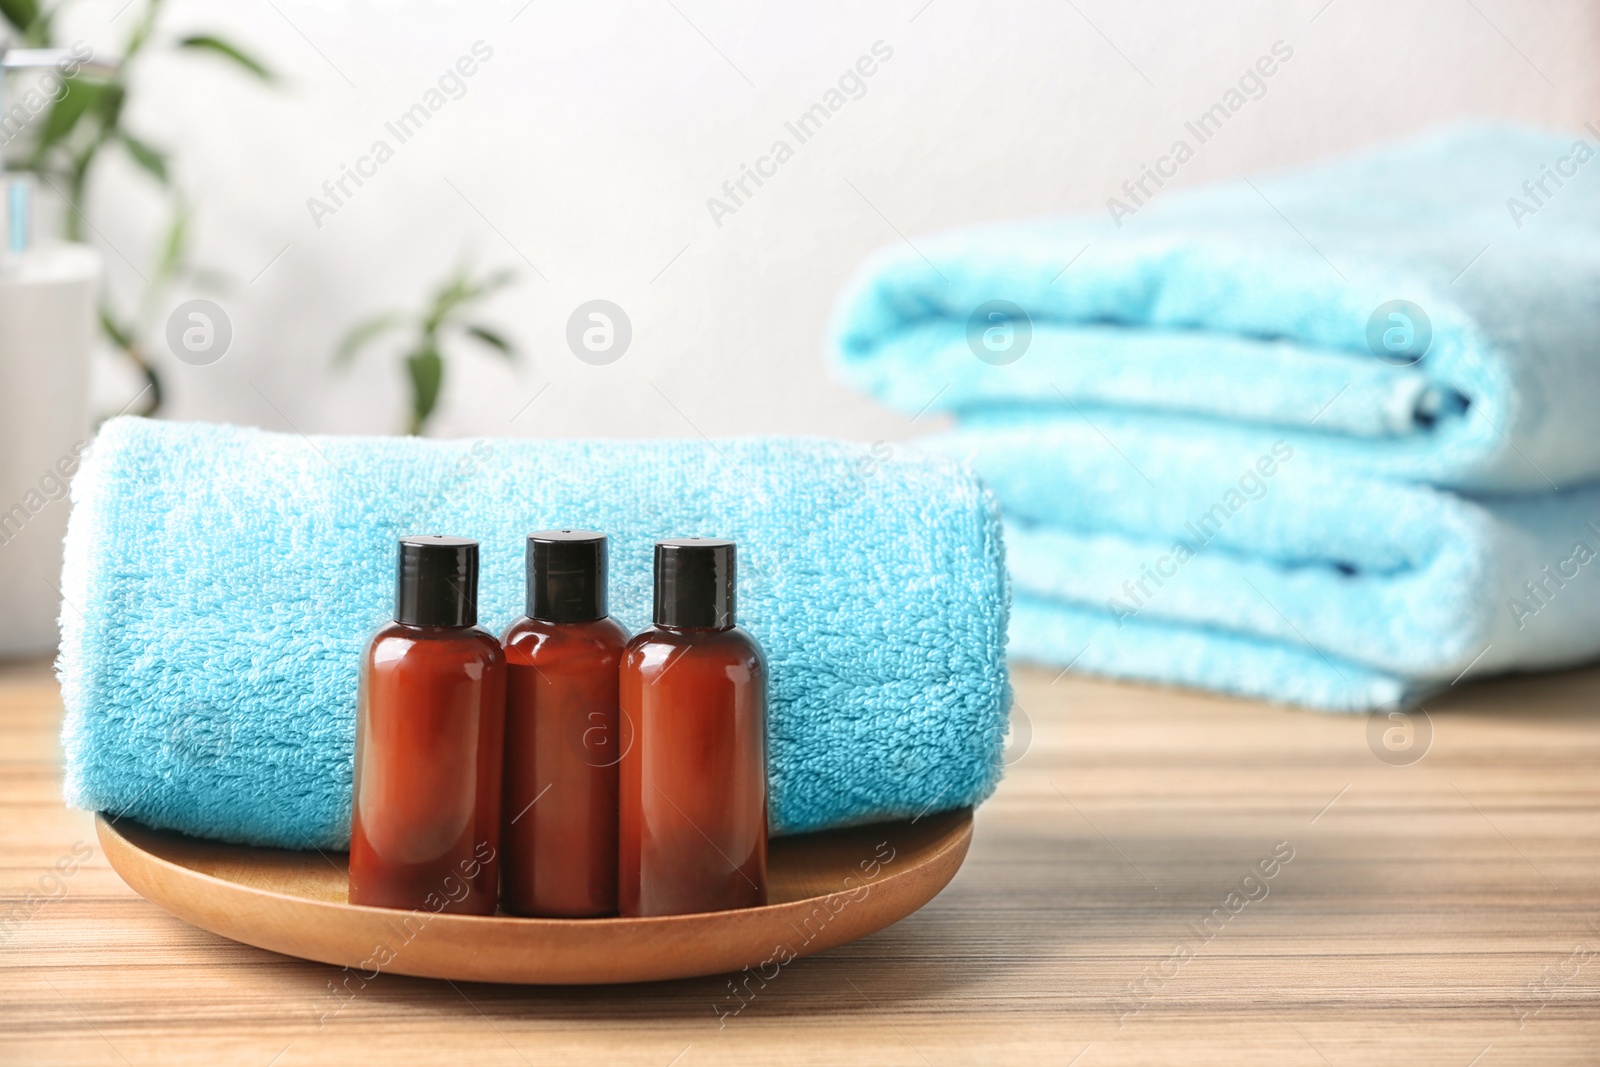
[{"left": 96, "top": 808, "right": 972, "bottom": 984}]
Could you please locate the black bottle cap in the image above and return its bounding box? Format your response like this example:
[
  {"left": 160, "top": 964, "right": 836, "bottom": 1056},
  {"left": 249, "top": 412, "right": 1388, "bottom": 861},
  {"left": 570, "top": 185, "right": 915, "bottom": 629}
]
[
  {"left": 654, "top": 538, "right": 736, "bottom": 629},
  {"left": 527, "top": 530, "right": 608, "bottom": 623},
  {"left": 395, "top": 535, "right": 479, "bottom": 627}
]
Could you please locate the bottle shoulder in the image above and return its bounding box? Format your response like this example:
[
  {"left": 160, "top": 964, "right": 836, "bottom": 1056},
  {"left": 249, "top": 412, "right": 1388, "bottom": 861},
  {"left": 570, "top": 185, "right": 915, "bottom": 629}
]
[
  {"left": 623, "top": 625, "right": 766, "bottom": 668},
  {"left": 503, "top": 615, "right": 629, "bottom": 660},
  {"left": 366, "top": 621, "right": 505, "bottom": 666}
]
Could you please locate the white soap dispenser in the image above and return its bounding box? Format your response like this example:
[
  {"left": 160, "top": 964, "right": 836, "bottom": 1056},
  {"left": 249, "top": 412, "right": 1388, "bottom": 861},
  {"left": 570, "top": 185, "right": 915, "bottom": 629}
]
[{"left": 0, "top": 44, "right": 103, "bottom": 658}]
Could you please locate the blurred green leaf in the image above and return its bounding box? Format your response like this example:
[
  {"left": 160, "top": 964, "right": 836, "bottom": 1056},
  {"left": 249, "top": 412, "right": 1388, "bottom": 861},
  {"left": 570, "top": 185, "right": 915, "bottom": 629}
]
[
  {"left": 153, "top": 201, "right": 189, "bottom": 284},
  {"left": 337, "top": 264, "right": 520, "bottom": 434},
  {"left": 31, "top": 81, "right": 107, "bottom": 159},
  {"left": 120, "top": 132, "right": 169, "bottom": 185},
  {"left": 405, "top": 347, "right": 444, "bottom": 436},
  {"left": 97, "top": 305, "right": 134, "bottom": 349},
  {"left": 464, "top": 323, "right": 516, "bottom": 360},
  {"left": 124, "top": 1, "right": 162, "bottom": 59},
  {"left": 423, "top": 269, "right": 471, "bottom": 330},
  {"left": 20, "top": 0, "right": 284, "bottom": 425},
  {"left": 96, "top": 82, "right": 127, "bottom": 128},
  {"left": 462, "top": 267, "right": 516, "bottom": 308},
  {"left": 333, "top": 312, "right": 406, "bottom": 368},
  {"left": 177, "top": 35, "right": 274, "bottom": 81},
  {"left": 424, "top": 265, "right": 515, "bottom": 331},
  {"left": 0, "top": 0, "right": 38, "bottom": 32},
  {"left": 480, "top": 267, "right": 516, "bottom": 292}
]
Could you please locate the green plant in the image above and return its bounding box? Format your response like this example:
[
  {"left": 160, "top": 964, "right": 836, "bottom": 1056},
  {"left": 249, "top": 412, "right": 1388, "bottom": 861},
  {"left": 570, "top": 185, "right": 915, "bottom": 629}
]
[
  {"left": 1, "top": 0, "right": 273, "bottom": 416},
  {"left": 0, "top": 0, "right": 46, "bottom": 45},
  {"left": 334, "top": 265, "right": 519, "bottom": 436}
]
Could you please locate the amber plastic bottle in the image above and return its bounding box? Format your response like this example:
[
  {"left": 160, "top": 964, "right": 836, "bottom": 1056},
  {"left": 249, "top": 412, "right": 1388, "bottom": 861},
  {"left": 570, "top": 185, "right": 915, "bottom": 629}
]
[
  {"left": 619, "top": 538, "right": 768, "bottom": 917},
  {"left": 349, "top": 536, "right": 505, "bottom": 914},
  {"left": 500, "top": 530, "right": 629, "bottom": 918}
]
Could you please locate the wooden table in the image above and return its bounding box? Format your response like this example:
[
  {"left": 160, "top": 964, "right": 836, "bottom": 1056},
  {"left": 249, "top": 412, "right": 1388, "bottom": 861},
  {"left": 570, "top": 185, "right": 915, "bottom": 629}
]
[{"left": 3, "top": 658, "right": 1596, "bottom": 1065}]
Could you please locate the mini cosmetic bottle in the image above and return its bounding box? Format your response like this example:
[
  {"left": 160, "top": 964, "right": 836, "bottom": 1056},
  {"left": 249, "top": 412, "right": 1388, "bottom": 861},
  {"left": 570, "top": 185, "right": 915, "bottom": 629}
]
[
  {"left": 619, "top": 539, "right": 768, "bottom": 917},
  {"left": 501, "top": 531, "right": 629, "bottom": 918},
  {"left": 349, "top": 536, "right": 505, "bottom": 914}
]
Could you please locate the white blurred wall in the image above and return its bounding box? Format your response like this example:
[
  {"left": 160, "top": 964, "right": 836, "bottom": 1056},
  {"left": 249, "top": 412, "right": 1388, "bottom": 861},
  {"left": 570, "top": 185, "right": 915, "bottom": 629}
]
[{"left": 49, "top": 0, "right": 1600, "bottom": 441}]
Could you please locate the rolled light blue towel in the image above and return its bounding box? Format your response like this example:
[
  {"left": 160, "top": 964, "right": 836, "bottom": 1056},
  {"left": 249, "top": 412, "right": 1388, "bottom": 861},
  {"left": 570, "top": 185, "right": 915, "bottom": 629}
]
[
  {"left": 830, "top": 122, "right": 1600, "bottom": 492},
  {"left": 927, "top": 422, "right": 1600, "bottom": 711},
  {"left": 59, "top": 417, "right": 1009, "bottom": 849}
]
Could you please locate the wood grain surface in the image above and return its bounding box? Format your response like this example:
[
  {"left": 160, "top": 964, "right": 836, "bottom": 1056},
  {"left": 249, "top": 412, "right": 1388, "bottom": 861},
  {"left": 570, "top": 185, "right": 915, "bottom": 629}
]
[
  {"left": 90, "top": 808, "right": 972, "bottom": 985},
  {"left": 2, "top": 657, "right": 1596, "bottom": 1065}
]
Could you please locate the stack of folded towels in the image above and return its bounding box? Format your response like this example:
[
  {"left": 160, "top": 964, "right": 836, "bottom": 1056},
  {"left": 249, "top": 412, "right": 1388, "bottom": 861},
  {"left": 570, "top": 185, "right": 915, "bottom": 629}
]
[{"left": 830, "top": 123, "right": 1600, "bottom": 711}]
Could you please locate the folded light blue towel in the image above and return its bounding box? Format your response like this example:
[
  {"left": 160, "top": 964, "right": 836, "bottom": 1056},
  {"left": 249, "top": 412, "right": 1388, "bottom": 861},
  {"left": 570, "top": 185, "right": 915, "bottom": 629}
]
[
  {"left": 829, "top": 122, "right": 1600, "bottom": 708},
  {"left": 831, "top": 123, "right": 1600, "bottom": 492},
  {"left": 59, "top": 418, "right": 1009, "bottom": 849},
  {"left": 928, "top": 423, "right": 1600, "bottom": 711}
]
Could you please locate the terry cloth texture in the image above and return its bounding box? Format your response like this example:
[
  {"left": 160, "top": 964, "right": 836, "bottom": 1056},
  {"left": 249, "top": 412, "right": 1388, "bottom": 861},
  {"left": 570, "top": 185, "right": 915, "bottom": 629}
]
[
  {"left": 926, "top": 423, "right": 1600, "bottom": 711},
  {"left": 831, "top": 123, "right": 1600, "bottom": 491},
  {"left": 828, "top": 123, "right": 1600, "bottom": 709},
  {"left": 59, "top": 417, "right": 1010, "bottom": 849}
]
